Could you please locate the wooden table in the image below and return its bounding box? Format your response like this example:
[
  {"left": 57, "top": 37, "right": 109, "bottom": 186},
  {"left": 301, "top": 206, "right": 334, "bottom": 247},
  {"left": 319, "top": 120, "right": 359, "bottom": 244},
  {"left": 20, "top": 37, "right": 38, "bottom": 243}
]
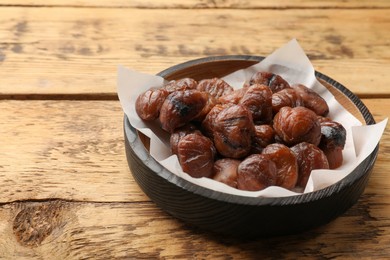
[{"left": 0, "top": 1, "right": 389, "bottom": 258}]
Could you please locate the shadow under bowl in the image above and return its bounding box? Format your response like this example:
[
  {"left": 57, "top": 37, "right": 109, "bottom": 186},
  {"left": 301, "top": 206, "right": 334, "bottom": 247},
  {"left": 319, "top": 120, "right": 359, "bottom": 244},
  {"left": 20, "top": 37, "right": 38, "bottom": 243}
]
[{"left": 124, "top": 55, "right": 378, "bottom": 238}]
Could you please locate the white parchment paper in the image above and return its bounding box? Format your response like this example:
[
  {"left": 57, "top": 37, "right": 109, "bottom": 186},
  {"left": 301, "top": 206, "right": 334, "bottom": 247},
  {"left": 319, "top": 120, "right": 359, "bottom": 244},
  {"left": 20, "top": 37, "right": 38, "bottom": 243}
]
[{"left": 118, "top": 39, "right": 387, "bottom": 197}]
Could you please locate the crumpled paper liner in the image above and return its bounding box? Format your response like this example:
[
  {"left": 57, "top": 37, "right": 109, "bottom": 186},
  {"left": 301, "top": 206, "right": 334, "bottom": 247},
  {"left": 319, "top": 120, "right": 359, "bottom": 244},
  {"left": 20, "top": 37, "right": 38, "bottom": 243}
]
[{"left": 118, "top": 39, "right": 387, "bottom": 197}]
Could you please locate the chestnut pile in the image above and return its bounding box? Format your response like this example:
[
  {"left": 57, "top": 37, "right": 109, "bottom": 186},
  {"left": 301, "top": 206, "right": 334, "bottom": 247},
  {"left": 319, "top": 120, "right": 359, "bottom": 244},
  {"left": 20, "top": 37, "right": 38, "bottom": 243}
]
[{"left": 135, "top": 72, "right": 346, "bottom": 191}]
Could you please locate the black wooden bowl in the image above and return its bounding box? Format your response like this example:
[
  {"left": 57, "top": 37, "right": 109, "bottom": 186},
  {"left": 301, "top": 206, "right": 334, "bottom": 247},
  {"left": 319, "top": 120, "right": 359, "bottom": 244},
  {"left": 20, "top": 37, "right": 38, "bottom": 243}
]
[{"left": 124, "top": 56, "right": 378, "bottom": 238}]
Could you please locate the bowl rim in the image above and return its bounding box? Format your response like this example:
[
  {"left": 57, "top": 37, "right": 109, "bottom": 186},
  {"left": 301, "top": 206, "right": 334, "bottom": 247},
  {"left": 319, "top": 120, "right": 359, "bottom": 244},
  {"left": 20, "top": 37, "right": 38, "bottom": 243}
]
[{"left": 124, "top": 55, "right": 378, "bottom": 206}]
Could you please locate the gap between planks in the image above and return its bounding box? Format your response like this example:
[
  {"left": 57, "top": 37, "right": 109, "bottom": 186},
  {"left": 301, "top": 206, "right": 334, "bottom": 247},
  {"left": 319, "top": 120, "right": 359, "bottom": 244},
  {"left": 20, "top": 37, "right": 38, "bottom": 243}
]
[
  {"left": 0, "top": 93, "right": 119, "bottom": 101},
  {"left": 0, "top": 4, "right": 388, "bottom": 10},
  {"left": 0, "top": 197, "right": 151, "bottom": 206},
  {"left": 0, "top": 93, "right": 389, "bottom": 101}
]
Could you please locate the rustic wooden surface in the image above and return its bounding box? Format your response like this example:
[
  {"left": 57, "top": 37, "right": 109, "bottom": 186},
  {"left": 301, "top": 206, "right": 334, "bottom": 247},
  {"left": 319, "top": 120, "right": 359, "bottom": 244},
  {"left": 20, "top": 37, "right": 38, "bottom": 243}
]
[{"left": 0, "top": 1, "right": 389, "bottom": 259}]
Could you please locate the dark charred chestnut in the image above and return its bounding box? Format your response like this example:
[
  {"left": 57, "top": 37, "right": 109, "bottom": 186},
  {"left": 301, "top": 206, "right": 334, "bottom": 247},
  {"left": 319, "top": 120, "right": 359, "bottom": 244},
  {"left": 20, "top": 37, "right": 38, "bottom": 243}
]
[
  {"left": 159, "top": 90, "right": 208, "bottom": 133},
  {"left": 319, "top": 120, "right": 347, "bottom": 169},
  {"left": 213, "top": 104, "right": 255, "bottom": 159}
]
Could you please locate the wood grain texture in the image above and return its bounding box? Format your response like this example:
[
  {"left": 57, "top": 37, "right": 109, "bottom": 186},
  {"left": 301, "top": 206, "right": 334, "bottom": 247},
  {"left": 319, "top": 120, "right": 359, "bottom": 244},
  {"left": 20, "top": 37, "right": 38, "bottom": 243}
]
[
  {"left": 0, "top": 99, "right": 388, "bottom": 204},
  {"left": 0, "top": 0, "right": 389, "bottom": 8},
  {"left": 0, "top": 8, "right": 388, "bottom": 96},
  {"left": 0, "top": 100, "right": 148, "bottom": 203},
  {"left": 1, "top": 195, "right": 390, "bottom": 259}
]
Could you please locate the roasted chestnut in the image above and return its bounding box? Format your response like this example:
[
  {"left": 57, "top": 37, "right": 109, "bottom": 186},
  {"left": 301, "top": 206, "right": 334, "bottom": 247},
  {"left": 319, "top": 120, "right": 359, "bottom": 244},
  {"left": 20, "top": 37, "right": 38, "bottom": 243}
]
[
  {"left": 213, "top": 104, "right": 255, "bottom": 159},
  {"left": 218, "top": 87, "right": 249, "bottom": 105},
  {"left": 164, "top": 78, "right": 198, "bottom": 93},
  {"left": 197, "top": 78, "right": 234, "bottom": 99},
  {"left": 239, "top": 84, "right": 273, "bottom": 124},
  {"left": 291, "top": 142, "right": 329, "bottom": 188},
  {"left": 177, "top": 133, "right": 216, "bottom": 178},
  {"left": 170, "top": 124, "right": 201, "bottom": 155},
  {"left": 251, "top": 125, "right": 275, "bottom": 154},
  {"left": 201, "top": 103, "right": 232, "bottom": 139},
  {"left": 135, "top": 87, "right": 169, "bottom": 121},
  {"left": 273, "top": 106, "right": 322, "bottom": 146},
  {"left": 271, "top": 88, "right": 304, "bottom": 114},
  {"left": 319, "top": 120, "right": 347, "bottom": 169},
  {"left": 292, "top": 84, "right": 329, "bottom": 116},
  {"left": 237, "top": 154, "right": 277, "bottom": 191},
  {"left": 213, "top": 158, "right": 241, "bottom": 188},
  {"left": 159, "top": 90, "right": 208, "bottom": 133},
  {"left": 262, "top": 143, "right": 298, "bottom": 190},
  {"left": 249, "top": 71, "right": 290, "bottom": 93}
]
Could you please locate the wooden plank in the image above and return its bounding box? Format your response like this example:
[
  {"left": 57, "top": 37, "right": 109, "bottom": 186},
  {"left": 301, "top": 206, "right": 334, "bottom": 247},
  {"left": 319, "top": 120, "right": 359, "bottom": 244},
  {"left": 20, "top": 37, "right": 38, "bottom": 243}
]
[
  {"left": 1, "top": 196, "right": 390, "bottom": 259},
  {"left": 0, "top": 99, "right": 388, "bottom": 203},
  {"left": 0, "top": 100, "right": 148, "bottom": 203},
  {"left": 0, "top": 0, "right": 389, "bottom": 8},
  {"left": 0, "top": 8, "right": 389, "bottom": 96}
]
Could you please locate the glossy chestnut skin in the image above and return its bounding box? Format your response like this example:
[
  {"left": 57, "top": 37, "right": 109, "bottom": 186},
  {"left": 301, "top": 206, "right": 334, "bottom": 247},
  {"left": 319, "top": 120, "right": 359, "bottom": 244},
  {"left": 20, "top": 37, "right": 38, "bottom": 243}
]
[
  {"left": 262, "top": 143, "right": 298, "bottom": 190},
  {"left": 237, "top": 154, "right": 277, "bottom": 191},
  {"left": 197, "top": 78, "right": 234, "bottom": 99},
  {"left": 218, "top": 87, "right": 249, "bottom": 105},
  {"left": 213, "top": 104, "right": 255, "bottom": 159},
  {"left": 252, "top": 125, "right": 275, "bottom": 154},
  {"left": 177, "top": 133, "right": 216, "bottom": 178},
  {"left": 239, "top": 84, "right": 273, "bottom": 124},
  {"left": 319, "top": 120, "right": 347, "bottom": 169},
  {"left": 291, "top": 142, "right": 330, "bottom": 188},
  {"left": 170, "top": 124, "right": 202, "bottom": 155},
  {"left": 273, "top": 106, "right": 322, "bottom": 146},
  {"left": 164, "top": 78, "right": 198, "bottom": 93},
  {"left": 135, "top": 87, "right": 169, "bottom": 121},
  {"left": 193, "top": 94, "right": 218, "bottom": 122},
  {"left": 292, "top": 84, "right": 329, "bottom": 116},
  {"left": 213, "top": 158, "right": 241, "bottom": 188},
  {"left": 249, "top": 71, "right": 290, "bottom": 93},
  {"left": 159, "top": 90, "right": 208, "bottom": 133},
  {"left": 201, "top": 103, "right": 232, "bottom": 139},
  {"left": 272, "top": 88, "right": 304, "bottom": 114}
]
